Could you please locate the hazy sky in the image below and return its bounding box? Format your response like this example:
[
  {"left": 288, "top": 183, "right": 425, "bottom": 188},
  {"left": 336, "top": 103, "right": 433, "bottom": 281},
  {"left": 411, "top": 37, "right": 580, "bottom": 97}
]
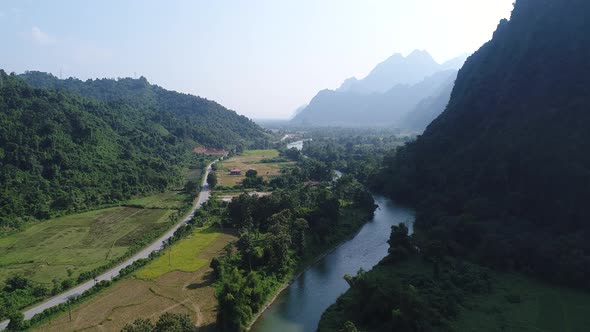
[{"left": 0, "top": 0, "right": 514, "bottom": 119}]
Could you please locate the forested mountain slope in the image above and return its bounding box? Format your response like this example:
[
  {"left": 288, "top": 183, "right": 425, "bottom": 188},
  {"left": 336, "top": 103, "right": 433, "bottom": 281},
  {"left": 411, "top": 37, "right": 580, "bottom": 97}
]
[
  {"left": 19, "top": 71, "right": 267, "bottom": 149},
  {"left": 0, "top": 71, "right": 266, "bottom": 230},
  {"left": 374, "top": 0, "right": 590, "bottom": 287}
]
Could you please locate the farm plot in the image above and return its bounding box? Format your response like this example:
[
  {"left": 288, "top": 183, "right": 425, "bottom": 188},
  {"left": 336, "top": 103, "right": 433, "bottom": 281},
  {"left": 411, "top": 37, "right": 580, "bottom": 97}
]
[
  {"left": 0, "top": 207, "right": 173, "bottom": 286},
  {"left": 35, "top": 228, "right": 237, "bottom": 332},
  {"left": 216, "top": 149, "right": 294, "bottom": 187}
]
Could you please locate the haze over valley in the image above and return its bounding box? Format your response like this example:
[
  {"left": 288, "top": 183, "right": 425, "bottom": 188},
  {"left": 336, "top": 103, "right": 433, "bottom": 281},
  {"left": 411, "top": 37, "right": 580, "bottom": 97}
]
[
  {"left": 291, "top": 50, "right": 466, "bottom": 130},
  {"left": 2, "top": 1, "right": 590, "bottom": 332}
]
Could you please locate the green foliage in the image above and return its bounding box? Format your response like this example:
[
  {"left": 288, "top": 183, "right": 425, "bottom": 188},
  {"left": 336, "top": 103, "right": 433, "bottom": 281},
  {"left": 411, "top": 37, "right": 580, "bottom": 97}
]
[
  {"left": 0, "top": 70, "right": 266, "bottom": 230},
  {"left": 214, "top": 161, "right": 376, "bottom": 331},
  {"left": 386, "top": 223, "right": 416, "bottom": 262},
  {"left": 2, "top": 275, "right": 29, "bottom": 293},
  {"left": 25, "top": 201, "right": 225, "bottom": 329},
  {"left": 7, "top": 311, "right": 26, "bottom": 332},
  {"left": 215, "top": 267, "right": 273, "bottom": 331},
  {"left": 319, "top": 258, "right": 492, "bottom": 332},
  {"left": 207, "top": 172, "right": 218, "bottom": 189},
  {"left": 241, "top": 174, "right": 264, "bottom": 189},
  {"left": 121, "top": 312, "right": 194, "bottom": 332},
  {"left": 300, "top": 130, "right": 409, "bottom": 184},
  {"left": 19, "top": 71, "right": 268, "bottom": 150}
]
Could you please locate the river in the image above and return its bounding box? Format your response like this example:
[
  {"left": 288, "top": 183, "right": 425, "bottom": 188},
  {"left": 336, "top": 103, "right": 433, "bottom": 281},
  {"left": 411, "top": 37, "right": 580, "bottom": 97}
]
[{"left": 250, "top": 195, "right": 415, "bottom": 332}]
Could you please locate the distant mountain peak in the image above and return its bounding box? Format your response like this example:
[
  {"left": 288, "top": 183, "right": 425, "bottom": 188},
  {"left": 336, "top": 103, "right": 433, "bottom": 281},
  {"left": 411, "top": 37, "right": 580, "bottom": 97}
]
[
  {"left": 292, "top": 49, "right": 468, "bottom": 128},
  {"left": 337, "top": 77, "right": 359, "bottom": 92},
  {"left": 348, "top": 49, "right": 442, "bottom": 94},
  {"left": 407, "top": 49, "right": 434, "bottom": 61}
]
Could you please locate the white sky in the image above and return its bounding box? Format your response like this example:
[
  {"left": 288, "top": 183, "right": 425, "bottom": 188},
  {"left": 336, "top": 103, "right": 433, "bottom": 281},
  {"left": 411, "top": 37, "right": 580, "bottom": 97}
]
[{"left": 0, "top": 0, "right": 514, "bottom": 119}]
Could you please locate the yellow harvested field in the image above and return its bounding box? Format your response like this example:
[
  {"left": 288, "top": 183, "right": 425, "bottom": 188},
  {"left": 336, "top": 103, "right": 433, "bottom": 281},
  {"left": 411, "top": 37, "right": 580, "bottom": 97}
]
[
  {"left": 216, "top": 149, "right": 293, "bottom": 186},
  {"left": 135, "top": 228, "right": 220, "bottom": 280},
  {"left": 35, "top": 230, "right": 238, "bottom": 332}
]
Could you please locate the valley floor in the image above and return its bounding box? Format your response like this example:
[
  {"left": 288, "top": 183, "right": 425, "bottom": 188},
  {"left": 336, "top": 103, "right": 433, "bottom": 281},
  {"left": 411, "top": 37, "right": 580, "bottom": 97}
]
[
  {"left": 33, "top": 227, "right": 237, "bottom": 331},
  {"left": 0, "top": 206, "right": 174, "bottom": 285}
]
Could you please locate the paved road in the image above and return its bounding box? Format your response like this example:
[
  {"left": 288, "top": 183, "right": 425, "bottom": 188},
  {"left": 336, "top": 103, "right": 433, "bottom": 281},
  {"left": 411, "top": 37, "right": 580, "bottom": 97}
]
[{"left": 0, "top": 163, "right": 216, "bottom": 331}]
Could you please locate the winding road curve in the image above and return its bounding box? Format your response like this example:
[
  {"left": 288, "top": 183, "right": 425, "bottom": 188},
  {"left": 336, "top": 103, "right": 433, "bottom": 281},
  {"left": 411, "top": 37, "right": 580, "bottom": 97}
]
[{"left": 0, "top": 163, "right": 216, "bottom": 331}]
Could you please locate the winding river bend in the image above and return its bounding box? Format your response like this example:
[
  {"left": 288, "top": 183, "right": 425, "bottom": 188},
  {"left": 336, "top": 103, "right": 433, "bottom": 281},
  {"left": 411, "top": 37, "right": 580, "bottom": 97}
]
[{"left": 251, "top": 195, "right": 415, "bottom": 332}]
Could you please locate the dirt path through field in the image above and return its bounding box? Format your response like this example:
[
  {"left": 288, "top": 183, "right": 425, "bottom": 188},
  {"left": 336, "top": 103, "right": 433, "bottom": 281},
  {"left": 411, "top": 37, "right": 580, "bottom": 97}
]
[{"left": 35, "top": 231, "right": 237, "bottom": 332}]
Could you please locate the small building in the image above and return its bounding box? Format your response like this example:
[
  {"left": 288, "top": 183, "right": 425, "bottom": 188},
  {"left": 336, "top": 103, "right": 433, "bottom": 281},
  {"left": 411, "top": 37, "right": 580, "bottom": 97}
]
[{"left": 229, "top": 168, "right": 242, "bottom": 176}]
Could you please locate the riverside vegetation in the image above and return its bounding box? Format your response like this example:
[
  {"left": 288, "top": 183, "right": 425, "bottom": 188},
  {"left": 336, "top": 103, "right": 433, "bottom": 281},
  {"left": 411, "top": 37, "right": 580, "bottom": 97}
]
[
  {"left": 119, "top": 149, "right": 378, "bottom": 331},
  {"left": 212, "top": 155, "right": 377, "bottom": 331}
]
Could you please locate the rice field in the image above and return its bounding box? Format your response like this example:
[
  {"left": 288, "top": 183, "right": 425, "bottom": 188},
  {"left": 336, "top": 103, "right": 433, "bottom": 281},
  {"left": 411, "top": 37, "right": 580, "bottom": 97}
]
[
  {"left": 34, "top": 228, "right": 238, "bottom": 332},
  {"left": 135, "top": 227, "right": 221, "bottom": 280},
  {"left": 0, "top": 207, "right": 173, "bottom": 285},
  {"left": 216, "top": 149, "right": 293, "bottom": 187}
]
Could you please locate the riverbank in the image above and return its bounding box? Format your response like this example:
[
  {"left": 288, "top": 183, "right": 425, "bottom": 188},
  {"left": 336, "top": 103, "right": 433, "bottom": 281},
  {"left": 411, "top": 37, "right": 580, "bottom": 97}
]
[
  {"left": 317, "top": 256, "right": 590, "bottom": 332},
  {"left": 249, "top": 196, "right": 415, "bottom": 332},
  {"left": 246, "top": 208, "right": 373, "bottom": 330}
]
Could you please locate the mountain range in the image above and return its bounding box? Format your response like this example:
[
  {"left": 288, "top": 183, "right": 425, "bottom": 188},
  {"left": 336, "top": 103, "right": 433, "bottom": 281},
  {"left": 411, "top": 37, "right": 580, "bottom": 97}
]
[{"left": 291, "top": 50, "right": 468, "bottom": 130}]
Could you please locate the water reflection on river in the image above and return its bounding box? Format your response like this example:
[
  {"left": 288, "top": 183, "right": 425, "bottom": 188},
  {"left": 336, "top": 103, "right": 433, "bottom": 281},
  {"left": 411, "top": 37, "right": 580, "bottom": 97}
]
[{"left": 250, "top": 195, "right": 415, "bottom": 332}]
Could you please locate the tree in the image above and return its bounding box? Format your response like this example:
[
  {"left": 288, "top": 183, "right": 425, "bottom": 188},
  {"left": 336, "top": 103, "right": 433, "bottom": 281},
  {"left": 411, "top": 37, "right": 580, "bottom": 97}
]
[
  {"left": 122, "top": 318, "right": 154, "bottom": 332},
  {"left": 292, "top": 218, "right": 309, "bottom": 255},
  {"left": 242, "top": 174, "right": 264, "bottom": 189},
  {"left": 6, "top": 312, "right": 25, "bottom": 332},
  {"left": 122, "top": 313, "right": 194, "bottom": 332},
  {"left": 183, "top": 180, "right": 199, "bottom": 194},
  {"left": 342, "top": 321, "right": 359, "bottom": 332},
  {"left": 207, "top": 172, "right": 217, "bottom": 189},
  {"left": 237, "top": 230, "right": 255, "bottom": 271},
  {"left": 3, "top": 275, "right": 30, "bottom": 292},
  {"left": 153, "top": 312, "right": 193, "bottom": 332},
  {"left": 387, "top": 223, "right": 415, "bottom": 261},
  {"left": 245, "top": 169, "right": 258, "bottom": 178}
]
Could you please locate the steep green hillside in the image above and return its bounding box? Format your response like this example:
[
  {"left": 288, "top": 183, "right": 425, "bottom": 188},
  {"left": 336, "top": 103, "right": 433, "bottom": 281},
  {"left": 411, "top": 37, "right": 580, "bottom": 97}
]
[
  {"left": 0, "top": 71, "right": 266, "bottom": 230},
  {"left": 374, "top": 0, "right": 590, "bottom": 288},
  {"left": 19, "top": 71, "right": 267, "bottom": 149}
]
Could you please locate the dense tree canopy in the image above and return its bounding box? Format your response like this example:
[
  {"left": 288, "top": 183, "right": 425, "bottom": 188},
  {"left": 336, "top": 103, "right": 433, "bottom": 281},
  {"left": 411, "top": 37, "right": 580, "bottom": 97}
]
[
  {"left": 19, "top": 71, "right": 268, "bottom": 150},
  {"left": 0, "top": 71, "right": 267, "bottom": 230},
  {"left": 213, "top": 160, "right": 377, "bottom": 331}
]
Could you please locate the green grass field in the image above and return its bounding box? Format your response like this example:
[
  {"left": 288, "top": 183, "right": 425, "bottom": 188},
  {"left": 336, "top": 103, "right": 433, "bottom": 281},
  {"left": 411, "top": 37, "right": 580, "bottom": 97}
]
[
  {"left": 126, "top": 191, "right": 192, "bottom": 210},
  {"left": 134, "top": 227, "right": 221, "bottom": 280},
  {"left": 454, "top": 272, "right": 590, "bottom": 332},
  {"left": 0, "top": 206, "right": 173, "bottom": 286}
]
